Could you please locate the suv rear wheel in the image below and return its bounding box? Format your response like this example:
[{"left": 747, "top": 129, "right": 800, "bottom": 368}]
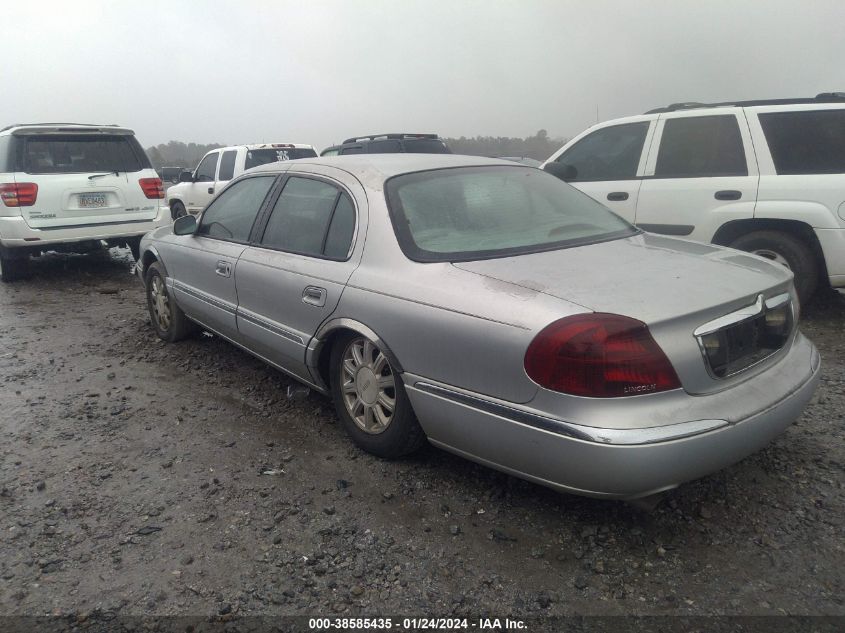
[{"left": 729, "top": 230, "right": 818, "bottom": 304}]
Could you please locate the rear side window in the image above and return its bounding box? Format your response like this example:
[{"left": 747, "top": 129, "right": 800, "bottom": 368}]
[
  {"left": 556, "top": 122, "right": 648, "bottom": 181},
  {"left": 260, "top": 177, "right": 355, "bottom": 259},
  {"left": 402, "top": 138, "right": 451, "bottom": 154},
  {"left": 341, "top": 146, "right": 364, "bottom": 155},
  {"left": 367, "top": 139, "right": 402, "bottom": 153},
  {"left": 196, "top": 153, "right": 218, "bottom": 181},
  {"left": 217, "top": 150, "right": 237, "bottom": 181},
  {"left": 244, "top": 147, "right": 317, "bottom": 170},
  {"left": 197, "top": 176, "right": 275, "bottom": 242},
  {"left": 21, "top": 135, "right": 144, "bottom": 174},
  {"left": 655, "top": 115, "right": 747, "bottom": 178},
  {"left": 759, "top": 110, "right": 845, "bottom": 175}
]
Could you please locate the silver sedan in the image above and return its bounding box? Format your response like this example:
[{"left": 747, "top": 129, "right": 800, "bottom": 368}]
[{"left": 136, "top": 154, "right": 820, "bottom": 500}]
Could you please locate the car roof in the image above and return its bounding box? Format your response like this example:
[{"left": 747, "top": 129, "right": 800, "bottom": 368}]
[{"left": 247, "top": 153, "right": 518, "bottom": 188}]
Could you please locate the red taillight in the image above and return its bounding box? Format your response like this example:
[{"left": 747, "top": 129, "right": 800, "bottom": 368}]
[
  {"left": 0, "top": 183, "right": 38, "bottom": 207},
  {"left": 139, "top": 177, "right": 164, "bottom": 199},
  {"left": 524, "top": 313, "right": 681, "bottom": 397}
]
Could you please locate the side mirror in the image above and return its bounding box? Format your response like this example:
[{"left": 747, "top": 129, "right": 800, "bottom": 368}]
[
  {"left": 543, "top": 162, "right": 578, "bottom": 182},
  {"left": 173, "top": 214, "right": 197, "bottom": 235},
  {"left": 179, "top": 170, "right": 194, "bottom": 183}
]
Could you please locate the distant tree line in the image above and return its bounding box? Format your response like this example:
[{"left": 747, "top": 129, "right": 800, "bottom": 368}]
[
  {"left": 144, "top": 130, "right": 566, "bottom": 169},
  {"left": 442, "top": 130, "right": 567, "bottom": 161},
  {"left": 146, "top": 141, "right": 225, "bottom": 170}
]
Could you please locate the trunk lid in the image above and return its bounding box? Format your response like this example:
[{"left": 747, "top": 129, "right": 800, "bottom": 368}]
[{"left": 453, "top": 233, "right": 796, "bottom": 395}]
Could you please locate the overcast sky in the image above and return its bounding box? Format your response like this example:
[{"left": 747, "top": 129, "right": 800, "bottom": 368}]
[{"left": 3, "top": 0, "right": 844, "bottom": 153}]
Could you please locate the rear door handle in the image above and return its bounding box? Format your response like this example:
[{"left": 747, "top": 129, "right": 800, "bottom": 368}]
[
  {"left": 215, "top": 260, "right": 232, "bottom": 277},
  {"left": 715, "top": 190, "right": 742, "bottom": 200},
  {"left": 208, "top": 187, "right": 215, "bottom": 195},
  {"left": 302, "top": 286, "right": 327, "bottom": 307},
  {"left": 607, "top": 191, "right": 629, "bottom": 201}
]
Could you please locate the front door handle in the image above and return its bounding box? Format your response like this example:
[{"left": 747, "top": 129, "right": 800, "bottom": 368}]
[
  {"left": 215, "top": 260, "right": 232, "bottom": 278},
  {"left": 607, "top": 191, "right": 629, "bottom": 201},
  {"left": 208, "top": 187, "right": 215, "bottom": 195},
  {"left": 715, "top": 190, "right": 742, "bottom": 201},
  {"left": 302, "top": 286, "right": 327, "bottom": 307}
]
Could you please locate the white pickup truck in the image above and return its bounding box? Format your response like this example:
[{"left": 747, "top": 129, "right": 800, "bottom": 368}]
[{"left": 166, "top": 143, "right": 317, "bottom": 218}]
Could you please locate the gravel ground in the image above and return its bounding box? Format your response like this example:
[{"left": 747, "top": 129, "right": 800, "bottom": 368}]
[{"left": 0, "top": 248, "right": 843, "bottom": 620}]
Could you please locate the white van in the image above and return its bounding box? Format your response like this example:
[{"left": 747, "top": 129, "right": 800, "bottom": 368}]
[{"left": 0, "top": 123, "right": 169, "bottom": 281}]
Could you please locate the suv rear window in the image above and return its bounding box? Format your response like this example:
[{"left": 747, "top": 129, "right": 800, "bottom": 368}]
[
  {"left": 21, "top": 135, "right": 146, "bottom": 174},
  {"left": 244, "top": 148, "right": 317, "bottom": 170},
  {"left": 759, "top": 110, "right": 845, "bottom": 175}
]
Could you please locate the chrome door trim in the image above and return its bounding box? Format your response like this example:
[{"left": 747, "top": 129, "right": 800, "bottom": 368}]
[
  {"left": 171, "top": 279, "right": 237, "bottom": 315},
  {"left": 236, "top": 306, "right": 305, "bottom": 344}
]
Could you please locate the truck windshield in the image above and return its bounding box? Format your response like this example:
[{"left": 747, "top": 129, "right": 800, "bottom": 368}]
[
  {"left": 245, "top": 148, "right": 317, "bottom": 169},
  {"left": 385, "top": 166, "right": 637, "bottom": 262}
]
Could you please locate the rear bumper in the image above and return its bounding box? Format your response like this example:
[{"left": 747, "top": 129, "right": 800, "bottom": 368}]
[
  {"left": 0, "top": 209, "right": 169, "bottom": 250},
  {"left": 404, "top": 333, "right": 820, "bottom": 499}
]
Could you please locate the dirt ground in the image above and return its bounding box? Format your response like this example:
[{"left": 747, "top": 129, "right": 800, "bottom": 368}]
[{"left": 0, "top": 248, "right": 843, "bottom": 621}]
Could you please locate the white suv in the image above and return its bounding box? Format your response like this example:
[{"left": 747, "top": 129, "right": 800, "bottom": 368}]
[
  {"left": 0, "top": 123, "right": 168, "bottom": 281},
  {"left": 542, "top": 94, "right": 845, "bottom": 303}
]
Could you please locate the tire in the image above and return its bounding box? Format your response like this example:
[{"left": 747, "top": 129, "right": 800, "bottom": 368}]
[
  {"left": 329, "top": 332, "right": 425, "bottom": 459},
  {"left": 126, "top": 237, "right": 141, "bottom": 261},
  {"left": 144, "top": 261, "right": 196, "bottom": 342},
  {"left": 729, "top": 230, "right": 819, "bottom": 305},
  {"left": 0, "top": 252, "right": 28, "bottom": 282},
  {"left": 170, "top": 201, "right": 187, "bottom": 221}
]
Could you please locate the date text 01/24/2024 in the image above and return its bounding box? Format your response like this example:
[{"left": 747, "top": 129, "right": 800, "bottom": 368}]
[{"left": 308, "top": 617, "right": 528, "bottom": 630}]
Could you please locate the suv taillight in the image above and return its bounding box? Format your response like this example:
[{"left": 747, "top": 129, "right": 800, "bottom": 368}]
[
  {"left": 139, "top": 177, "right": 164, "bottom": 199},
  {"left": 524, "top": 313, "right": 681, "bottom": 397},
  {"left": 0, "top": 183, "right": 38, "bottom": 207}
]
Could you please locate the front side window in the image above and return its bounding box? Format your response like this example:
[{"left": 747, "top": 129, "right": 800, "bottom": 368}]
[
  {"left": 217, "top": 150, "right": 237, "bottom": 181},
  {"left": 196, "top": 152, "right": 219, "bottom": 182},
  {"left": 655, "top": 115, "right": 747, "bottom": 178},
  {"left": 385, "top": 166, "right": 636, "bottom": 262},
  {"left": 196, "top": 176, "right": 275, "bottom": 242},
  {"left": 759, "top": 110, "right": 845, "bottom": 175},
  {"left": 260, "top": 177, "right": 355, "bottom": 259},
  {"left": 22, "top": 135, "right": 143, "bottom": 174},
  {"left": 556, "top": 122, "right": 648, "bottom": 181}
]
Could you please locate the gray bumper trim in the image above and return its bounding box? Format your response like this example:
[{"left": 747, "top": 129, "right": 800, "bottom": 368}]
[{"left": 413, "top": 381, "right": 728, "bottom": 446}]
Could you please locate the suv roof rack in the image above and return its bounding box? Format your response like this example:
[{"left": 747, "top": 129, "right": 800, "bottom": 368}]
[
  {"left": 341, "top": 133, "right": 439, "bottom": 144},
  {"left": 0, "top": 122, "right": 122, "bottom": 133},
  {"left": 645, "top": 93, "right": 845, "bottom": 114}
]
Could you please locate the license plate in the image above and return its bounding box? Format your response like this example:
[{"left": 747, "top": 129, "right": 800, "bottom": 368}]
[{"left": 79, "top": 193, "right": 107, "bottom": 208}]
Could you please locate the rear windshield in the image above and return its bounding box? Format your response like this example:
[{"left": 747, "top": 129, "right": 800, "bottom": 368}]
[
  {"left": 21, "top": 135, "right": 147, "bottom": 174},
  {"left": 245, "top": 147, "right": 318, "bottom": 170},
  {"left": 385, "top": 166, "right": 637, "bottom": 262},
  {"left": 402, "top": 138, "right": 451, "bottom": 154}
]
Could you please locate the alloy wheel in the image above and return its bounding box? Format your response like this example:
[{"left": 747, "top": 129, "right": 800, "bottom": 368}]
[
  {"left": 340, "top": 337, "right": 396, "bottom": 434},
  {"left": 753, "top": 248, "right": 791, "bottom": 269},
  {"left": 149, "top": 275, "right": 172, "bottom": 331}
]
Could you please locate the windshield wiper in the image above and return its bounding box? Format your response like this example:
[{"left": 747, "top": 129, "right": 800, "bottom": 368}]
[{"left": 88, "top": 171, "right": 120, "bottom": 180}]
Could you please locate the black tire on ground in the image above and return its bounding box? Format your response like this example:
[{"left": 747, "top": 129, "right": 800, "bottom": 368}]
[
  {"left": 127, "top": 237, "right": 142, "bottom": 261},
  {"left": 170, "top": 201, "right": 187, "bottom": 221},
  {"left": 729, "top": 230, "right": 819, "bottom": 305},
  {"left": 144, "top": 261, "right": 196, "bottom": 342},
  {"left": 329, "top": 332, "right": 426, "bottom": 459},
  {"left": 0, "top": 252, "right": 29, "bottom": 282}
]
